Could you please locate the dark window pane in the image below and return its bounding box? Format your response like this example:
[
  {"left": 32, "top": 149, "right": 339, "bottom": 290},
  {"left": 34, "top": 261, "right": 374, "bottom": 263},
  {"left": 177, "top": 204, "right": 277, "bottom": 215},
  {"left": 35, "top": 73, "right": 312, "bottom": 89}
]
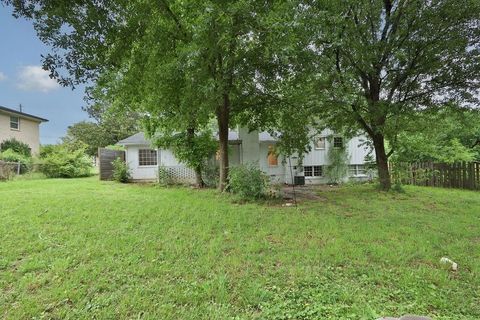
[
  {"left": 139, "top": 149, "right": 157, "bottom": 166},
  {"left": 313, "top": 166, "right": 323, "bottom": 176},
  {"left": 333, "top": 137, "right": 343, "bottom": 148},
  {"left": 304, "top": 166, "right": 313, "bottom": 177},
  {"left": 10, "top": 116, "right": 19, "bottom": 130}
]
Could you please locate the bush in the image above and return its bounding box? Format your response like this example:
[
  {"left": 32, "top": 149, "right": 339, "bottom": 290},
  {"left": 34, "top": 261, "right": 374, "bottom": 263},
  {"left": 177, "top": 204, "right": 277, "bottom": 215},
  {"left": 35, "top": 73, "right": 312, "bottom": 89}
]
[
  {"left": 0, "top": 162, "right": 16, "bottom": 181},
  {"left": 37, "top": 146, "right": 93, "bottom": 178},
  {"left": 157, "top": 166, "right": 173, "bottom": 186},
  {"left": 202, "top": 164, "right": 219, "bottom": 188},
  {"left": 0, "top": 138, "right": 31, "bottom": 157},
  {"left": 325, "top": 145, "right": 349, "bottom": 184},
  {"left": 0, "top": 149, "right": 32, "bottom": 173},
  {"left": 227, "top": 164, "right": 268, "bottom": 200},
  {"left": 39, "top": 144, "right": 57, "bottom": 158},
  {"left": 112, "top": 157, "right": 130, "bottom": 183}
]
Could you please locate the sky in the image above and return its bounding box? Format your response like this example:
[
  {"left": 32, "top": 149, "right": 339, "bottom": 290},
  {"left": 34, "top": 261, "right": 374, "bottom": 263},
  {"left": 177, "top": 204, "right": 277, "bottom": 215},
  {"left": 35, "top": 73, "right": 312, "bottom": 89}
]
[{"left": 0, "top": 6, "right": 89, "bottom": 144}]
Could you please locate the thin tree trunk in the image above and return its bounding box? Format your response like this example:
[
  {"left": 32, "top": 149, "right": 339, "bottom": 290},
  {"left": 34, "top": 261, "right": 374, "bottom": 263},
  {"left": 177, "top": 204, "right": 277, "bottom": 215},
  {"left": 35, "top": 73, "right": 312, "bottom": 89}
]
[
  {"left": 372, "top": 133, "right": 391, "bottom": 191},
  {"left": 186, "top": 127, "right": 205, "bottom": 188},
  {"left": 194, "top": 165, "right": 205, "bottom": 188},
  {"left": 216, "top": 94, "right": 230, "bottom": 192}
]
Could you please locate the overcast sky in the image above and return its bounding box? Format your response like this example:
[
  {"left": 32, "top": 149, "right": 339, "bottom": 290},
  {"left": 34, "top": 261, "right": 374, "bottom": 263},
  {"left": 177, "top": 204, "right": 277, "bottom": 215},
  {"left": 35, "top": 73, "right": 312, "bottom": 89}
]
[{"left": 0, "top": 6, "right": 89, "bottom": 144}]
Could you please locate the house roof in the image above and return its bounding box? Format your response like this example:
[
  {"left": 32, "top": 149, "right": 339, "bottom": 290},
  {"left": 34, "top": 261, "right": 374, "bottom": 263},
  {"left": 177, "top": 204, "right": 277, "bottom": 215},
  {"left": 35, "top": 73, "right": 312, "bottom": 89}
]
[
  {"left": 117, "top": 132, "right": 150, "bottom": 146},
  {"left": 0, "top": 105, "right": 48, "bottom": 122},
  {"left": 118, "top": 130, "right": 279, "bottom": 146}
]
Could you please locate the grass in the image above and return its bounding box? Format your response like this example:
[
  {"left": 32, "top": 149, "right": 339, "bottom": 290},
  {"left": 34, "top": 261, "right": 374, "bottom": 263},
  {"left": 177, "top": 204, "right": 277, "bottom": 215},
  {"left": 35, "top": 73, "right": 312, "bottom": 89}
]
[{"left": 0, "top": 177, "right": 479, "bottom": 319}]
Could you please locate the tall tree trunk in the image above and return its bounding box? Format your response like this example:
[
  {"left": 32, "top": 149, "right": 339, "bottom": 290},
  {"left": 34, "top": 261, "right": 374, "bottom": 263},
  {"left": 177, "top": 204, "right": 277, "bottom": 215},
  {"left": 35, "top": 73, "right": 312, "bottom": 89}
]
[
  {"left": 186, "top": 127, "right": 205, "bottom": 188},
  {"left": 216, "top": 94, "right": 230, "bottom": 192},
  {"left": 372, "top": 133, "right": 391, "bottom": 191},
  {"left": 194, "top": 165, "right": 205, "bottom": 188}
]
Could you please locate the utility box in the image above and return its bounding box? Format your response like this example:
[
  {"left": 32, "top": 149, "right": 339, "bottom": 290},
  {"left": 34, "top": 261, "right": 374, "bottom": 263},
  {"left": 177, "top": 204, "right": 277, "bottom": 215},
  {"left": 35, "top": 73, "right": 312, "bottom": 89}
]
[{"left": 294, "top": 176, "right": 305, "bottom": 186}]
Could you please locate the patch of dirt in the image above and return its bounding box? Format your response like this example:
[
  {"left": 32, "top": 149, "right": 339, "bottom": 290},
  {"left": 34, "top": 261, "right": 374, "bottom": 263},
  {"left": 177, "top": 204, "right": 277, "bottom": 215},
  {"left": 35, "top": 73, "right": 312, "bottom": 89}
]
[{"left": 282, "top": 185, "right": 330, "bottom": 202}]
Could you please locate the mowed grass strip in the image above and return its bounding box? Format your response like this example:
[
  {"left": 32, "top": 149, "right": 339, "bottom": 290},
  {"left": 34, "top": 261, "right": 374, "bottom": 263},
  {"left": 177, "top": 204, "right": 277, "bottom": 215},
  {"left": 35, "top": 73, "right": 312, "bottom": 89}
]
[{"left": 0, "top": 177, "right": 479, "bottom": 319}]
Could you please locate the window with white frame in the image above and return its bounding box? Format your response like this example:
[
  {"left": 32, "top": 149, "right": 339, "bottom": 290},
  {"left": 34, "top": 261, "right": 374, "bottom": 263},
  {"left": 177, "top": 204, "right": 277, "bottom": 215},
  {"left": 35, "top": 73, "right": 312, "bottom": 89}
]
[
  {"left": 349, "top": 164, "right": 366, "bottom": 176},
  {"left": 333, "top": 136, "right": 343, "bottom": 148},
  {"left": 10, "top": 116, "right": 19, "bottom": 130},
  {"left": 138, "top": 149, "right": 157, "bottom": 166},
  {"left": 314, "top": 137, "right": 325, "bottom": 150},
  {"left": 304, "top": 165, "right": 323, "bottom": 177}
]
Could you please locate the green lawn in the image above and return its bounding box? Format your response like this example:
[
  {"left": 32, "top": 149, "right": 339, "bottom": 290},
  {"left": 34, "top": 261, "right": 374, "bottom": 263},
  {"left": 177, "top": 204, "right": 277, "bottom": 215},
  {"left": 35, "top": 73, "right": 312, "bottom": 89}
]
[{"left": 0, "top": 178, "right": 479, "bottom": 319}]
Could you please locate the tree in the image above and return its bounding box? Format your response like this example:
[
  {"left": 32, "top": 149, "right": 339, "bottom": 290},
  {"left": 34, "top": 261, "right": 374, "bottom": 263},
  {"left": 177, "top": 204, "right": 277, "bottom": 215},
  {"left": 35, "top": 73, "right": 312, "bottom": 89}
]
[
  {"left": 62, "top": 122, "right": 105, "bottom": 156},
  {"left": 62, "top": 119, "right": 138, "bottom": 157},
  {"left": 0, "top": 138, "right": 31, "bottom": 157},
  {"left": 392, "top": 107, "right": 480, "bottom": 163},
  {"left": 252, "top": 0, "right": 480, "bottom": 190},
  {"left": 5, "top": 0, "right": 272, "bottom": 192},
  {"left": 154, "top": 130, "right": 217, "bottom": 187}
]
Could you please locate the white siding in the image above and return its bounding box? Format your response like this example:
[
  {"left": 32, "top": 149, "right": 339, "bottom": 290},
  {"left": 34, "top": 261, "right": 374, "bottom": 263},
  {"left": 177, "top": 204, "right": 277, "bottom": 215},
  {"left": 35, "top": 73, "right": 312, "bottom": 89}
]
[
  {"left": 259, "top": 142, "right": 285, "bottom": 183},
  {"left": 229, "top": 144, "right": 241, "bottom": 166},
  {"left": 348, "top": 136, "right": 370, "bottom": 164},
  {"left": 125, "top": 145, "right": 159, "bottom": 181},
  {"left": 303, "top": 131, "right": 371, "bottom": 166},
  {"left": 123, "top": 129, "right": 373, "bottom": 184},
  {"left": 159, "top": 148, "right": 182, "bottom": 166},
  {"left": 285, "top": 130, "right": 372, "bottom": 185}
]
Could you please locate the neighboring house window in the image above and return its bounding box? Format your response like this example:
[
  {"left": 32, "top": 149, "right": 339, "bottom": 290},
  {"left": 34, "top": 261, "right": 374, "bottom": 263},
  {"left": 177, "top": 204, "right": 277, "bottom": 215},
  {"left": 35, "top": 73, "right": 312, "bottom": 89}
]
[
  {"left": 314, "top": 137, "right": 325, "bottom": 150},
  {"left": 267, "top": 145, "right": 278, "bottom": 166},
  {"left": 333, "top": 137, "right": 343, "bottom": 148},
  {"left": 304, "top": 165, "right": 323, "bottom": 177},
  {"left": 349, "top": 165, "right": 366, "bottom": 176},
  {"left": 138, "top": 149, "right": 157, "bottom": 166},
  {"left": 10, "top": 116, "right": 19, "bottom": 130}
]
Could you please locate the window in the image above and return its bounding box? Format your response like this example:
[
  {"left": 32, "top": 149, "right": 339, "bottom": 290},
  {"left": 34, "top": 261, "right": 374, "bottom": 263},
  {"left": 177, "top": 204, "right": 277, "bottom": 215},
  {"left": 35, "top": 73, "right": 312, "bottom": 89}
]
[
  {"left": 314, "top": 137, "right": 325, "bottom": 150},
  {"left": 138, "top": 149, "right": 157, "bottom": 166},
  {"left": 349, "top": 165, "right": 366, "bottom": 177},
  {"left": 304, "top": 165, "right": 323, "bottom": 177},
  {"left": 267, "top": 145, "right": 278, "bottom": 166},
  {"left": 333, "top": 137, "right": 343, "bottom": 148},
  {"left": 10, "top": 116, "right": 19, "bottom": 130}
]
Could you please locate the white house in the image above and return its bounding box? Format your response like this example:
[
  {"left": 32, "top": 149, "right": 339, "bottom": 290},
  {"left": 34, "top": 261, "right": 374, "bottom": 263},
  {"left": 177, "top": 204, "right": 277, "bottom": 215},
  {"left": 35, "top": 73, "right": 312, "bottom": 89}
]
[{"left": 117, "top": 127, "right": 372, "bottom": 184}]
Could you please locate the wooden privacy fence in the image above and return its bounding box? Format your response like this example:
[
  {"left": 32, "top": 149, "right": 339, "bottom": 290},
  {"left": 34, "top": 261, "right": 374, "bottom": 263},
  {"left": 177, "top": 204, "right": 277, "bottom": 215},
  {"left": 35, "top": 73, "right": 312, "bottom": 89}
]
[
  {"left": 390, "top": 161, "right": 480, "bottom": 190},
  {"left": 99, "top": 148, "right": 125, "bottom": 180}
]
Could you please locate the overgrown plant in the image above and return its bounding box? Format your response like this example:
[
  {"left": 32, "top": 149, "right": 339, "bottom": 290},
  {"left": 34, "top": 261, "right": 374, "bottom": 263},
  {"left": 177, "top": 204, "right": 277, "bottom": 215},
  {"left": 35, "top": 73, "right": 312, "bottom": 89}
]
[
  {"left": 157, "top": 166, "right": 173, "bottom": 187},
  {"left": 112, "top": 157, "right": 130, "bottom": 183},
  {"left": 0, "top": 162, "right": 16, "bottom": 181},
  {"left": 325, "top": 141, "right": 349, "bottom": 184},
  {"left": 202, "top": 164, "right": 219, "bottom": 188},
  {"left": 37, "top": 145, "right": 93, "bottom": 178},
  {"left": 0, "top": 149, "right": 32, "bottom": 173},
  {"left": 227, "top": 164, "right": 269, "bottom": 200},
  {"left": 153, "top": 129, "right": 217, "bottom": 188},
  {"left": 0, "top": 138, "right": 31, "bottom": 157}
]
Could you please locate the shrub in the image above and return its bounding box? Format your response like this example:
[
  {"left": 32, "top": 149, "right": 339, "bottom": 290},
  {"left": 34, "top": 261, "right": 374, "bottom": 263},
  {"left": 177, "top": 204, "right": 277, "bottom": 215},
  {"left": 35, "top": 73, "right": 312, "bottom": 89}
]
[
  {"left": 0, "top": 162, "right": 16, "bottom": 181},
  {"left": 227, "top": 164, "right": 268, "bottom": 200},
  {"left": 202, "top": 164, "right": 219, "bottom": 188},
  {"left": 37, "top": 146, "right": 93, "bottom": 178},
  {"left": 39, "top": 144, "right": 57, "bottom": 158},
  {"left": 112, "top": 157, "right": 130, "bottom": 183},
  {"left": 0, "top": 138, "right": 31, "bottom": 157},
  {"left": 325, "top": 145, "right": 350, "bottom": 184},
  {"left": 0, "top": 149, "right": 32, "bottom": 173}
]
